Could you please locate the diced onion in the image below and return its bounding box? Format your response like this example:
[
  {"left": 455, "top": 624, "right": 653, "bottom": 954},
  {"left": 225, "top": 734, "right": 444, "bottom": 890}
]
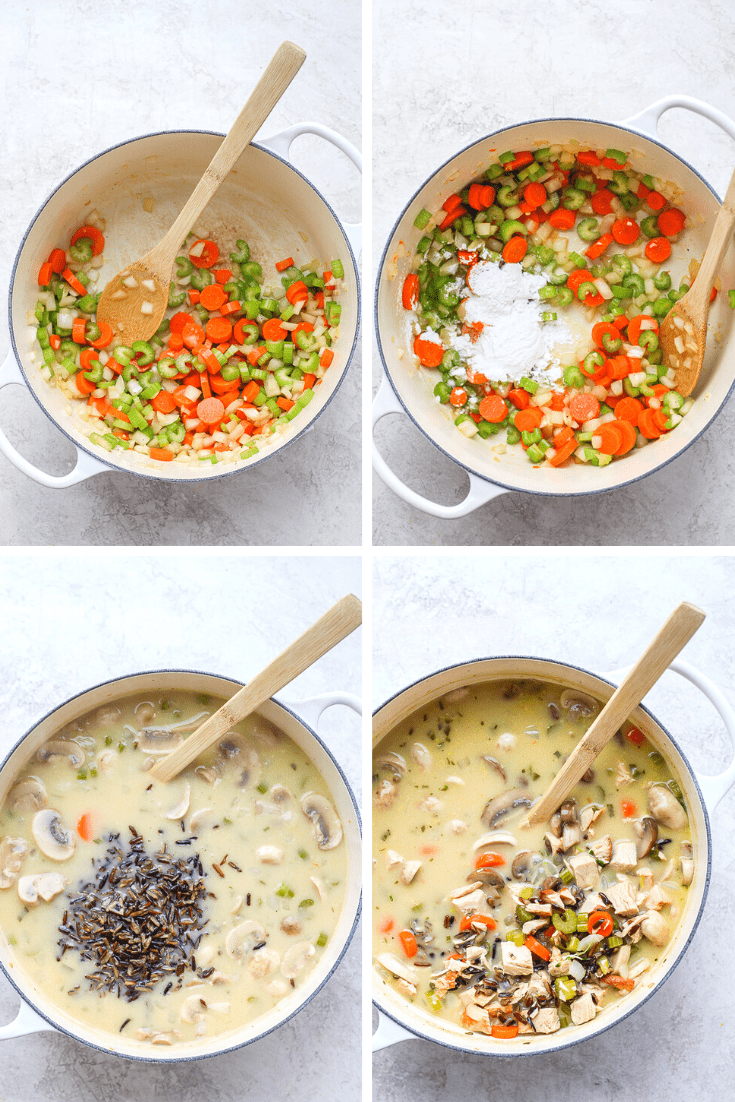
[
  {"left": 141, "top": 301, "right": 153, "bottom": 315},
  {"left": 123, "top": 275, "right": 138, "bottom": 288}
]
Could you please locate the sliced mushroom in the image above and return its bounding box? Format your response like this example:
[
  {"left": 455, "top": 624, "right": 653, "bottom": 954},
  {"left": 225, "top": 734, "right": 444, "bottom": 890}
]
[
  {"left": 36, "top": 739, "right": 85, "bottom": 768},
  {"left": 549, "top": 811, "right": 562, "bottom": 838},
  {"left": 647, "top": 784, "right": 688, "bottom": 830},
  {"left": 271, "top": 784, "right": 291, "bottom": 804},
  {"left": 544, "top": 832, "right": 564, "bottom": 857},
  {"left": 225, "top": 920, "right": 267, "bottom": 960},
  {"left": 281, "top": 941, "right": 315, "bottom": 979},
  {"left": 17, "top": 872, "right": 67, "bottom": 906},
  {"left": 511, "top": 850, "right": 533, "bottom": 880},
  {"left": 481, "top": 755, "right": 506, "bottom": 782},
  {"left": 256, "top": 845, "right": 283, "bottom": 865},
  {"left": 248, "top": 947, "right": 280, "bottom": 978},
  {"left": 310, "top": 876, "right": 325, "bottom": 901},
  {"left": 195, "top": 764, "right": 220, "bottom": 785},
  {"left": 138, "top": 729, "right": 184, "bottom": 755},
  {"left": 472, "top": 867, "right": 505, "bottom": 893},
  {"left": 375, "top": 752, "right": 406, "bottom": 780},
  {"left": 134, "top": 702, "right": 156, "bottom": 727},
  {"left": 31, "top": 810, "right": 75, "bottom": 861},
  {"left": 95, "top": 704, "right": 121, "bottom": 726},
  {"left": 180, "top": 995, "right": 207, "bottom": 1024},
  {"left": 189, "top": 807, "right": 212, "bottom": 832},
  {"left": 680, "top": 857, "right": 694, "bottom": 886},
  {"left": 96, "top": 750, "right": 116, "bottom": 775},
  {"left": 559, "top": 798, "right": 578, "bottom": 824},
  {"left": 547, "top": 701, "right": 561, "bottom": 721},
  {"left": 481, "top": 788, "right": 533, "bottom": 828},
  {"left": 243, "top": 715, "right": 280, "bottom": 746},
  {"left": 8, "top": 777, "right": 47, "bottom": 813},
  {"left": 634, "top": 816, "right": 658, "bottom": 859},
  {"left": 236, "top": 743, "right": 261, "bottom": 790},
  {"left": 163, "top": 783, "right": 190, "bottom": 820},
  {"left": 472, "top": 830, "right": 517, "bottom": 851},
  {"left": 301, "top": 792, "right": 343, "bottom": 850},
  {"left": 560, "top": 689, "right": 598, "bottom": 721},
  {"left": 0, "top": 836, "right": 29, "bottom": 888},
  {"left": 377, "top": 953, "right": 417, "bottom": 984},
  {"left": 281, "top": 915, "right": 303, "bottom": 936},
  {"left": 411, "top": 743, "right": 432, "bottom": 772}
]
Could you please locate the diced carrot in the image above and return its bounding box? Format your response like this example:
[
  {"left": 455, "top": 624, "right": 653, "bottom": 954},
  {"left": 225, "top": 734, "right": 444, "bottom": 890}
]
[
  {"left": 220, "top": 300, "right": 241, "bottom": 316},
  {"left": 205, "top": 317, "right": 233, "bottom": 343},
  {"left": 547, "top": 437, "right": 578, "bottom": 467},
  {"left": 276, "top": 397, "right": 294, "bottom": 411},
  {"left": 77, "top": 813, "right": 94, "bottom": 841},
  {"left": 402, "top": 273, "right": 420, "bottom": 310},
  {"left": 320, "top": 349, "right": 334, "bottom": 368},
  {"left": 569, "top": 393, "right": 600, "bottom": 422},
  {"left": 152, "top": 390, "right": 177, "bottom": 414},
  {"left": 276, "top": 256, "right": 294, "bottom": 272},
  {"left": 214, "top": 268, "right": 233, "bottom": 285},
  {"left": 189, "top": 239, "right": 219, "bottom": 269},
  {"left": 199, "top": 284, "right": 228, "bottom": 311},
  {"left": 48, "top": 247, "right": 66, "bottom": 274},
  {"left": 71, "top": 225, "right": 105, "bottom": 255},
  {"left": 38, "top": 261, "right": 53, "bottom": 286},
  {"left": 399, "top": 930, "right": 418, "bottom": 958},
  {"left": 149, "top": 447, "right": 174, "bottom": 462},
  {"left": 414, "top": 334, "right": 444, "bottom": 368}
]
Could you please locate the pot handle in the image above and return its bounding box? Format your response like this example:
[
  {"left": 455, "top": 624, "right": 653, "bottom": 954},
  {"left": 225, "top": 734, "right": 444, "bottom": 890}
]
[
  {"left": 258, "top": 123, "right": 362, "bottom": 258},
  {"left": 601, "top": 657, "right": 735, "bottom": 815},
  {"left": 621, "top": 95, "right": 735, "bottom": 146},
  {"left": 280, "top": 690, "right": 362, "bottom": 731},
  {"left": 0, "top": 350, "right": 109, "bottom": 488},
  {"left": 372, "top": 372, "right": 509, "bottom": 519},
  {"left": 0, "top": 997, "right": 56, "bottom": 1041},
  {"left": 372, "top": 1010, "right": 415, "bottom": 1051}
]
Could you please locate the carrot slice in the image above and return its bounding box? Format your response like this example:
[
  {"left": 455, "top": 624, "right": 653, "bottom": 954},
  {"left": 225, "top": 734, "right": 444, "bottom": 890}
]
[
  {"left": 568, "top": 393, "right": 600, "bottom": 422},
  {"left": 402, "top": 273, "right": 420, "bottom": 310},
  {"left": 646, "top": 191, "right": 666, "bottom": 211},
  {"left": 197, "top": 397, "right": 226, "bottom": 425},
  {"left": 214, "top": 269, "right": 233, "bottom": 285},
  {"left": 590, "top": 188, "right": 615, "bottom": 216},
  {"left": 514, "top": 407, "right": 543, "bottom": 433},
  {"left": 523, "top": 182, "right": 547, "bottom": 209},
  {"left": 38, "top": 261, "right": 53, "bottom": 286},
  {"left": 474, "top": 852, "right": 505, "bottom": 869},
  {"left": 181, "top": 321, "right": 206, "bottom": 349},
  {"left": 657, "top": 208, "right": 686, "bottom": 236},
  {"left": 638, "top": 408, "right": 662, "bottom": 439},
  {"left": 169, "top": 311, "right": 195, "bottom": 334},
  {"left": 547, "top": 437, "right": 578, "bottom": 467},
  {"left": 199, "top": 284, "right": 227, "bottom": 311},
  {"left": 479, "top": 394, "right": 508, "bottom": 423},
  {"left": 72, "top": 318, "right": 88, "bottom": 344},
  {"left": 189, "top": 239, "right": 219, "bottom": 269},
  {"left": 491, "top": 1024, "right": 519, "bottom": 1039},
  {"left": 611, "top": 419, "right": 638, "bottom": 455},
  {"left": 149, "top": 447, "right": 174, "bottom": 462},
  {"left": 262, "top": 318, "right": 289, "bottom": 342},
  {"left": 205, "top": 317, "right": 233, "bottom": 343},
  {"left": 275, "top": 256, "right": 295, "bottom": 272},
  {"left": 413, "top": 334, "right": 444, "bottom": 368},
  {"left": 626, "top": 315, "right": 659, "bottom": 346},
  {"left": 71, "top": 225, "right": 105, "bottom": 256},
  {"left": 450, "top": 387, "right": 468, "bottom": 407},
  {"left": 152, "top": 391, "right": 177, "bottom": 414},
  {"left": 596, "top": 422, "right": 624, "bottom": 455},
  {"left": 645, "top": 237, "right": 672, "bottom": 263},
  {"left": 584, "top": 232, "right": 613, "bottom": 260},
  {"left": 48, "top": 247, "right": 66, "bottom": 274},
  {"left": 549, "top": 208, "right": 576, "bottom": 230},
  {"left": 77, "top": 813, "right": 94, "bottom": 842},
  {"left": 502, "top": 236, "right": 528, "bottom": 264},
  {"left": 612, "top": 217, "right": 640, "bottom": 245},
  {"left": 399, "top": 930, "right": 418, "bottom": 958},
  {"left": 438, "top": 205, "right": 467, "bottom": 231},
  {"left": 508, "top": 388, "right": 530, "bottom": 410},
  {"left": 615, "top": 397, "right": 644, "bottom": 426}
]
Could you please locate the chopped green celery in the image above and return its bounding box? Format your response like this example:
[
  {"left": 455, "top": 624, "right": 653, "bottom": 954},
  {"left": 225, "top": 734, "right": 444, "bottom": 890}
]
[
  {"left": 519, "top": 376, "right": 538, "bottom": 394},
  {"left": 330, "top": 259, "right": 344, "bottom": 279},
  {"left": 555, "top": 976, "right": 577, "bottom": 1002},
  {"left": 559, "top": 867, "right": 574, "bottom": 885},
  {"left": 413, "top": 208, "right": 432, "bottom": 230},
  {"left": 505, "top": 929, "right": 526, "bottom": 946}
]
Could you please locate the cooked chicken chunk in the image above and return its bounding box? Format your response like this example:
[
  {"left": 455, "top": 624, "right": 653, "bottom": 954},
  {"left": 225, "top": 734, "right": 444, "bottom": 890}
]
[
  {"left": 500, "top": 942, "right": 534, "bottom": 977},
  {"left": 567, "top": 852, "right": 599, "bottom": 889},
  {"left": 605, "top": 879, "right": 639, "bottom": 916},
  {"left": 609, "top": 839, "right": 637, "bottom": 873},
  {"left": 532, "top": 1006, "right": 560, "bottom": 1033},
  {"left": 571, "top": 992, "right": 597, "bottom": 1025}
]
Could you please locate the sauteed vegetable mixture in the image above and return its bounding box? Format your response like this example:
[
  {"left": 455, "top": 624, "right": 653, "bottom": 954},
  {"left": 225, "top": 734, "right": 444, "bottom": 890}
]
[
  {"left": 403, "top": 143, "right": 708, "bottom": 468},
  {"left": 31, "top": 216, "right": 343, "bottom": 465},
  {"left": 373, "top": 680, "right": 693, "bottom": 1039}
]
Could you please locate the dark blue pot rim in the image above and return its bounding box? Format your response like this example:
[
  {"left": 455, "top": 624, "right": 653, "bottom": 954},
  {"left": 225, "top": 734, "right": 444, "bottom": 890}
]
[
  {"left": 375, "top": 114, "right": 735, "bottom": 499},
  {"left": 8, "top": 129, "right": 361, "bottom": 485},
  {"left": 372, "top": 654, "right": 712, "bottom": 1056},
  {"left": 0, "top": 668, "right": 361, "bottom": 1064}
]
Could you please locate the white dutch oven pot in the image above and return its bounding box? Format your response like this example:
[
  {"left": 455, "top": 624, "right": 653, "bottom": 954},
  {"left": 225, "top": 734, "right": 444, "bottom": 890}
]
[
  {"left": 372, "top": 655, "right": 735, "bottom": 1054},
  {"left": 2, "top": 124, "right": 361, "bottom": 486},
  {"left": 0, "top": 670, "right": 361, "bottom": 1061},
  {"left": 374, "top": 96, "right": 735, "bottom": 518}
]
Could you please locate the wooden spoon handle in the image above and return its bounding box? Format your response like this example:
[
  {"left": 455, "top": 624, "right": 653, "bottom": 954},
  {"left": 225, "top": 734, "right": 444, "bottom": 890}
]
[
  {"left": 157, "top": 41, "right": 306, "bottom": 268},
  {"left": 520, "top": 601, "right": 705, "bottom": 828},
  {"left": 688, "top": 162, "right": 735, "bottom": 313},
  {"left": 149, "top": 593, "right": 361, "bottom": 783}
]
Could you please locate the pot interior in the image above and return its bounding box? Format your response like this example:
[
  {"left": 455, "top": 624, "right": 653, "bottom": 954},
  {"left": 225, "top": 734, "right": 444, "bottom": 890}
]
[
  {"left": 372, "top": 657, "right": 709, "bottom": 1055},
  {"left": 11, "top": 132, "right": 358, "bottom": 480},
  {"left": 377, "top": 118, "right": 735, "bottom": 495},
  {"left": 0, "top": 671, "right": 360, "bottom": 1061}
]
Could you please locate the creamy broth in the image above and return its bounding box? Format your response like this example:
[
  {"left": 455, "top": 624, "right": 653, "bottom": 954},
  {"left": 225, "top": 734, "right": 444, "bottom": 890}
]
[
  {"left": 373, "top": 679, "right": 693, "bottom": 1039},
  {"left": 0, "top": 690, "right": 346, "bottom": 1049}
]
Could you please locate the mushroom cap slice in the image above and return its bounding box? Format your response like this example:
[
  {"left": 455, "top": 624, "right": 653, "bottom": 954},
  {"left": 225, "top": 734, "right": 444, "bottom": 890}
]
[
  {"left": 17, "top": 872, "right": 67, "bottom": 905},
  {"left": 138, "top": 729, "right": 184, "bottom": 755},
  {"left": 0, "top": 836, "right": 29, "bottom": 888},
  {"left": 634, "top": 816, "right": 659, "bottom": 859},
  {"left": 301, "top": 792, "right": 343, "bottom": 850},
  {"left": 218, "top": 735, "right": 262, "bottom": 789},
  {"left": 511, "top": 850, "right": 533, "bottom": 880},
  {"left": 281, "top": 940, "right": 315, "bottom": 979},
  {"left": 163, "top": 783, "right": 190, "bottom": 821},
  {"left": 8, "top": 777, "right": 47, "bottom": 813},
  {"left": 647, "top": 784, "right": 688, "bottom": 830},
  {"left": 411, "top": 743, "right": 432, "bottom": 772},
  {"left": 225, "top": 920, "right": 266, "bottom": 960},
  {"left": 481, "top": 788, "right": 534, "bottom": 828},
  {"left": 31, "top": 810, "right": 76, "bottom": 861},
  {"left": 375, "top": 752, "right": 406, "bottom": 779},
  {"left": 472, "top": 830, "right": 518, "bottom": 851},
  {"left": 559, "top": 690, "right": 598, "bottom": 719},
  {"left": 36, "top": 739, "right": 85, "bottom": 768}
]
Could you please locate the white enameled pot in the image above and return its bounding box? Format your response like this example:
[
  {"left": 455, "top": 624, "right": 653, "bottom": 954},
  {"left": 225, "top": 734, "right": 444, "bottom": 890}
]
[
  {"left": 374, "top": 96, "right": 735, "bottom": 518},
  {"left": 0, "top": 670, "right": 361, "bottom": 1062},
  {"left": 372, "top": 655, "right": 735, "bottom": 1055},
  {"left": 1, "top": 124, "right": 361, "bottom": 486}
]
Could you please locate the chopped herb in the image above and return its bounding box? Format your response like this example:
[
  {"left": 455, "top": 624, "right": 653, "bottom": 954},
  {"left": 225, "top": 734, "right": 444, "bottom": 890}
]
[
  {"left": 299, "top": 898, "right": 315, "bottom": 908},
  {"left": 316, "top": 933, "right": 328, "bottom": 948}
]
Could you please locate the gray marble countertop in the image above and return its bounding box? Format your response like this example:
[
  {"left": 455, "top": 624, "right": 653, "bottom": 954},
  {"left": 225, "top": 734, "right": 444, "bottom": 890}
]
[
  {"left": 0, "top": 0, "right": 361, "bottom": 547},
  {"left": 0, "top": 552, "right": 362, "bottom": 1101},
  {"left": 373, "top": 0, "right": 735, "bottom": 545},
  {"left": 372, "top": 553, "right": 735, "bottom": 1100}
]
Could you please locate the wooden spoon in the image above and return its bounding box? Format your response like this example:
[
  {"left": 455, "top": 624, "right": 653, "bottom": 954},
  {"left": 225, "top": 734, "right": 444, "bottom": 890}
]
[
  {"left": 149, "top": 594, "right": 361, "bottom": 784},
  {"left": 659, "top": 163, "right": 735, "bottom": 396},
  {"left": 519, "top": 601, "right": 705, "bottom": 829},
  {"left": 96, "top": 40, "right": 306, "bottom": 347}
]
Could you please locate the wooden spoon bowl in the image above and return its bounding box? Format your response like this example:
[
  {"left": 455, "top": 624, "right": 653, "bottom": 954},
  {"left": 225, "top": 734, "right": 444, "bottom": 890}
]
[{"left": 659, "top": 160, "right": 735, "bottom": 396}]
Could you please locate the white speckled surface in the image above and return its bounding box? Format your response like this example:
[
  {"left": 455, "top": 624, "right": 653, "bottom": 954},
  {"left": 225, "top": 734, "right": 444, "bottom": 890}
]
[
  {"left": 372, "top": 553, "right": 735, "bottom": 1098},
  {"left": 0, "top": 0, "right": 361, "bottom": 547},
  {"left": 0, "top": 552, "right": 361, "bottom": 1099},
  {"left": 373, "top": 0, "right": 735, "bottom": 545}
]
